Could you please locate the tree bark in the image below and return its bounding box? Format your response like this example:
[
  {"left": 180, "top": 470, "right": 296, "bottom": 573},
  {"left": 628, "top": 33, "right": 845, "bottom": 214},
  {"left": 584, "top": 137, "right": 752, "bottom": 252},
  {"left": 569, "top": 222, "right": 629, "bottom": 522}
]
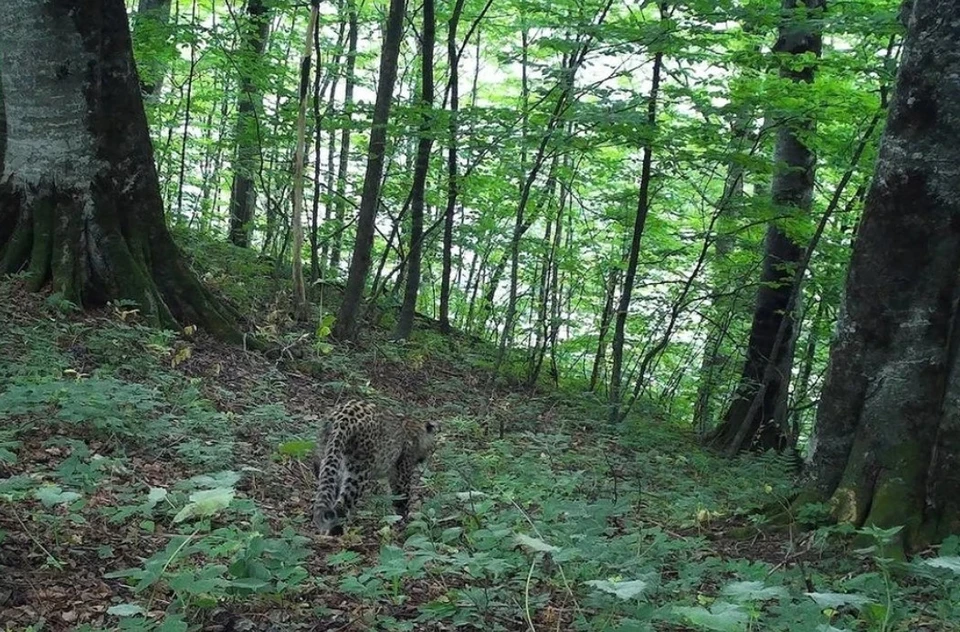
[
  {"left": 529, "top": 165, "right": 568, "bottom": 386},
  {"left": 474, "top": 243, "right": 507, "bottom": 335},
  {"left": 312, "top": 11, "right": 341, "bottom": 283},
  {"left": 0, "top": 0, "right": 240, "bottom": 341},
  {"left": 0, "top": 69, "right": 6, "bottom": 177},
  {"left": 589, "top": 266, "right": 619, "bottom": 393},
  {"left": 463, "top": 241, "right": 491, "bottom": 329},
  {"left": 799, "top": 0, "right": 960, "bottom": 552},
  {"left": 493, "top": 148, "right": 560, "bottom": 374},
  {"left": 328, "top": 0, "right": 359, "bottom": 275},
  {"left": 528, "top": 203, "right": 556, "bottom": 384},
  {"left": 291, "top": 3, "right": 321, "bottom": 318},
  {"left": 227, "top": 0, "right": 270, "bottom": 248},
  {"left": 333, "top": 0, "right": 406, "bottom": 340},
  {"left": 438, "top": 0, "right": 466, "bottom": 334},
  {"left": 708, "top": 0, "right": 823, "bottom": 453},
  {"left": 608, "top": 50, "right": 663, "bottom": 424},
  {"left": 393, "top": 0, "right": 436, "bottom": 340}
]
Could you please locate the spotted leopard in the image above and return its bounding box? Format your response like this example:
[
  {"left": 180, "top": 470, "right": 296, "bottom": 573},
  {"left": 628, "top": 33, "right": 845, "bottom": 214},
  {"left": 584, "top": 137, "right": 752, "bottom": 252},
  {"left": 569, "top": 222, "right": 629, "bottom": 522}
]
[{"left": 311, "top": 399, "right": 439, "bottom": 535}]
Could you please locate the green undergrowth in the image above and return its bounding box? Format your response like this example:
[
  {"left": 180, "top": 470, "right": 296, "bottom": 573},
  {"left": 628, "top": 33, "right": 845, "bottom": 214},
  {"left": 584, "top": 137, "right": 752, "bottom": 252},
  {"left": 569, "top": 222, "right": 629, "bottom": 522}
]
[{"left": 2, "top": 248, "right": 960, "bottom": 631}]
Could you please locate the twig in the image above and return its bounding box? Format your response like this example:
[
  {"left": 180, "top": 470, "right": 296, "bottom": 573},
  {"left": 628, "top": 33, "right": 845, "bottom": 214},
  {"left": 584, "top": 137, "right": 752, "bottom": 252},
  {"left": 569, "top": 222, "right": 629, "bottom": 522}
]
[
  {"left": 524, "top": 556, "right": 538, "bottom": 632},
  {"left": 10, "top": 505, "right": 64, "bottom": 570},
  {"left": 509, "top": 499, "right": 586, "bottom": 624}
]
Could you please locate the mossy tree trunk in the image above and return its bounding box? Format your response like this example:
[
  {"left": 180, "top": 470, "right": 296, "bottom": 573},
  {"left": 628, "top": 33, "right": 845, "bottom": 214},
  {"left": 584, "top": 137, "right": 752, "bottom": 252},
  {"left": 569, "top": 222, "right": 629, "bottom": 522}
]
[
  {"left": 0, "top": 0, "right": 240, "bottom": 342},
  {"left": 799, "top": 0, "right": 960, "bottom": 551}
]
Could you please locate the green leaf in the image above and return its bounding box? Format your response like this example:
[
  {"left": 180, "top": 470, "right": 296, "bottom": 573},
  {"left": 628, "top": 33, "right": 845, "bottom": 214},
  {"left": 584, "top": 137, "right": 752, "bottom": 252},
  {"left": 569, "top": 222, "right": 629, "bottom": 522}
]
[
  {"left": 805, "top": 591, "right": 874, "bottom": 608},
  {"left": 922, "top": 556, "right": 960, "bottom": 573},
  {"left": 230, "top": 577, "right": 270, "bottom": 590},
  {"left": 862, "top": 602, "right": 890, "bottom": 624},
  {"left": 514, "top": 532, "right": 559, "bottom": 553},
  {"left": 107, "top": 603, "right": 146, "bottom": 617},
  {"left": 0, "top": 446, "right": 17, "bottom": 465},
  {"left": 455, "top": 491, "right": 488, "bottom": 501},
  {"left": 35, "top": 485, "right": 81, "bottom": 507},
  {"left": 721, "top": 580, "right": 788, "bottom": 602},
  {"left": 327, "top": 550, "right": 362, "bottom": 566},
  {"left": 182, "top": 470, "right": 240, "bottom": 490},
  {"left": 277, "top": 439, "right": 315, "bottom": 459},
  {"left": 857, "top": 524, "right": 903, "bottom": 543},
  {"left": 172, "top": 486, "right": 235, "bottom": 523},
  {"left": 146, "top": 487, "right": 168, "bottom": 507},
  {"left": 674, "top": 602, "right": 749, "bottom": 632},
  {"left": 0, "top": 475, "right": 33, "bottom": 496},
  {"left": 585, "top": 578, "right": 649, "bottom": 600},
  {"left": 157, "top": 615, "right": 189, "bottom": 632}
]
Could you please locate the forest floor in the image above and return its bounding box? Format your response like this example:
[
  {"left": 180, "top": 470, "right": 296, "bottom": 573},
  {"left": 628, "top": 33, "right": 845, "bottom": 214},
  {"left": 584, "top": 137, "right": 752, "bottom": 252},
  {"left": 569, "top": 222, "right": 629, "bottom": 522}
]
[{"left": 1, "top": 240, "right": 957, "bottom": 632}]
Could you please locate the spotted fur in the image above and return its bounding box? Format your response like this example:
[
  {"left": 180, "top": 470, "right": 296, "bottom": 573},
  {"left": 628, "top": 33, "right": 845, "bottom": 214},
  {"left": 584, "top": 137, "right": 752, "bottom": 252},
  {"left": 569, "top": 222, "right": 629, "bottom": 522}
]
[{"left": 311, "top": 399, "right": 438, "bottom": 536}]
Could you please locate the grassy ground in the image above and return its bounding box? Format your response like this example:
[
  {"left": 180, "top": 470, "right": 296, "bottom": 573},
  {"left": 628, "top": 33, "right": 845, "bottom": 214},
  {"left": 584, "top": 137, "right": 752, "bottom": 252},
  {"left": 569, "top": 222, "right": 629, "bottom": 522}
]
[{"left": 1, "top": 238, "right": 958, "bottom": 632}]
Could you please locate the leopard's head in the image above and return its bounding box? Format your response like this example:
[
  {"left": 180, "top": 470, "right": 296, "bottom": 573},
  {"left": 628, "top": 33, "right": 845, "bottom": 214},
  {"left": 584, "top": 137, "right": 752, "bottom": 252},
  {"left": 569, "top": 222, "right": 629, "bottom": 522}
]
[
  {"left": 312, "top": 505, "right": 344, "bottom": 536},
  {"left": 412, "top": 420, "right": 440, "bottom": 463}
]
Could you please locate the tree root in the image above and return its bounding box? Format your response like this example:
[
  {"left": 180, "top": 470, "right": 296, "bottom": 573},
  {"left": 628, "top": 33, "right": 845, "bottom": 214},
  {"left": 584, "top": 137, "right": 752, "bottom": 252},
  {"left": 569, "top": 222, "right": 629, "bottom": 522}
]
[{"left": 0, "top": 179, "right": 251, "bottom": 345}]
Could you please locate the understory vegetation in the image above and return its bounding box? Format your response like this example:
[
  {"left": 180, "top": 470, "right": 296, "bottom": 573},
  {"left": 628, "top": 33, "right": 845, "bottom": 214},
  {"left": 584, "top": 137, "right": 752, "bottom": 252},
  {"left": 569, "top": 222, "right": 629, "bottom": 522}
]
[
  {"left": 4, "top": 0, "right": 960, "bottom": 629},
  {"left": 1, "top": 237, "right": 958, "bottom": 631}
]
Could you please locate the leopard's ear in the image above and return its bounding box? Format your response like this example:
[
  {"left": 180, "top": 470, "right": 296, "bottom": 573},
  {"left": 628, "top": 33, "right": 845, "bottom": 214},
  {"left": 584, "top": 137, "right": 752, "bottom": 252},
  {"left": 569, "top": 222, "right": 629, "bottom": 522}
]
[{"left": 425, "top": 421, "right": 438, "bottom": 434}]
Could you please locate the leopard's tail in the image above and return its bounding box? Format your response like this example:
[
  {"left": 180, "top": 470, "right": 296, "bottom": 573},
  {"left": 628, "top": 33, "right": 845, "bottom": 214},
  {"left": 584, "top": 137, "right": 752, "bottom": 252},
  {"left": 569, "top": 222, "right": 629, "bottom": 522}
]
[{"left": 311, "top": 426, "right": 346, "bottom": 535}]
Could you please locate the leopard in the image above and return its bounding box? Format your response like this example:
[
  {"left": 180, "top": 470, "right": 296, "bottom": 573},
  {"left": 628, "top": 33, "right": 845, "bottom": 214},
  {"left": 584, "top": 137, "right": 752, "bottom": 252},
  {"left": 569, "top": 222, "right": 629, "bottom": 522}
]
[{"left": 310, "top": 399, "right": 439, "bottom": 536}]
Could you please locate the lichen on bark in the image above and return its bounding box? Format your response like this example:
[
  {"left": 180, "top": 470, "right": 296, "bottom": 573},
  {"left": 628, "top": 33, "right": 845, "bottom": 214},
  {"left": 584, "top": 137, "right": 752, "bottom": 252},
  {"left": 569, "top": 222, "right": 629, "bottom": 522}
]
[{"left": 793, "top": 0, "right": 960, "bottom": 554}]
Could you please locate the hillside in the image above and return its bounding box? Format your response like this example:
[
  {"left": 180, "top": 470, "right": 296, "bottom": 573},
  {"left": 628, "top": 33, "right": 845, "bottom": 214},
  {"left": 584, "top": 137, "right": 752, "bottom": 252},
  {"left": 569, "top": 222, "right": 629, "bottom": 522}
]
[{"left": 0, "top": 236, "right": 955, "bottom": 632}]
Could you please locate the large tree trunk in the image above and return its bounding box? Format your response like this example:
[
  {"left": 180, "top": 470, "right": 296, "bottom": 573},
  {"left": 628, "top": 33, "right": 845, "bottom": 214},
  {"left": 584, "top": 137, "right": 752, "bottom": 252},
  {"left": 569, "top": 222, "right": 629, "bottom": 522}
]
[
  {"left": 0, "top": 0, "right": 240, "bottom": 342},
  {"left": 333, "top": 0, "right": 406, "bottom": 340},
  {"left": 394, "top": 0, "right": 436, "bottom": 340},
  {"left": 708, "top": 0, "right": 823, "bottom": 454},
  {"left": 799, "top": 0, "right": 960, "bottom": 552},
  {"left": 227, "top": 0, "right": 270, "bottom": 248}
]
